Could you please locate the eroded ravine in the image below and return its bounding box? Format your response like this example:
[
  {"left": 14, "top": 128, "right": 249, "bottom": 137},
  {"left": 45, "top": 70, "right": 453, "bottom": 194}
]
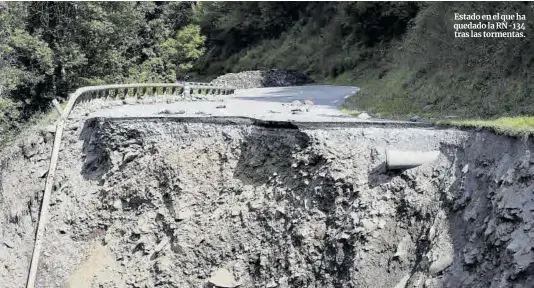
[{"left": 1, "top": 116, "right": 534, "bottom": 288}]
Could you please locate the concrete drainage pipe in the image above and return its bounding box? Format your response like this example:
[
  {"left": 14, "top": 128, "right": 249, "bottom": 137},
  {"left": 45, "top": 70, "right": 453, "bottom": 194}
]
[{"left": 386, "top": 150, "right": 441, "bottom": 170}]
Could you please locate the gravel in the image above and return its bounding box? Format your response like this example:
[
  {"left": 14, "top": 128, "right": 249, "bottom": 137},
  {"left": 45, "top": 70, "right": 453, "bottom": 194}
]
[
  {"left": 2, "top": 111, "right": 534, "bottom": 287},
  {"left": 158, "top": 109, "right": 186, "bottom": 115},
  {"left": 211, "top": 70, "right": 313, "bottom": 89}
]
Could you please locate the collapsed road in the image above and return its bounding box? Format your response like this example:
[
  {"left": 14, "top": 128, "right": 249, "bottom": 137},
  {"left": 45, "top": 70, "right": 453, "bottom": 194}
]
[{"left": 1, "top": 82, "right": 534, "bottom": 288}]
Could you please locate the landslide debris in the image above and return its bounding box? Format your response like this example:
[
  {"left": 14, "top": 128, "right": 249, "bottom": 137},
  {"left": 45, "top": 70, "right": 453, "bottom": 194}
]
[
  {"left": 210, "top": 70, "right": 313, "bottom": 89},
  {"left": 1, "top": 115, "right": 534, "bottom": 288}
]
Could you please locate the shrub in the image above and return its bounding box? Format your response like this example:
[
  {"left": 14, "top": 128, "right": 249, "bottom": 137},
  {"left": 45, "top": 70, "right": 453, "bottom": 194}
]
[{"left": 0, "top": 98, "right": 21, "bottom": 145}]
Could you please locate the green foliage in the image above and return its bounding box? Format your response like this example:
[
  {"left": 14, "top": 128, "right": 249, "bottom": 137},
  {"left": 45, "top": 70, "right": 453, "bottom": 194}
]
[
  {"left": 193, "top": 2, "right": 419, "bottom": 79},
  {"left": 161, "top": 24, "right": 206, "bottom": 77},
  {"left": 340, "top": 108, "right": 361, "bottom": 116},
  {"left": 0, "top": 2, "right": 204, "bottom": 118},
  {"left": 128, "top": 24, "right": 206, "bottom": 83},
  {"left": 344, "top": 2, "right": 534, "bottom": 119},
  {"left": 437, "top": 117, "right": 534, "bottom": 138},
  {"left": 0, "top": 98, "right": 21, "bottom": 145},
  {"left": 0, "top": 3, "right": 54, "bottom": 105},
  {"left": 0, "top": 98, "right": 20, "bottom": 123},
  {"left": 193, "top": 2, "right": 309, "bottom": 76},
  {"left": 193, "top": 2, "right": 533, "bottom": 120}
]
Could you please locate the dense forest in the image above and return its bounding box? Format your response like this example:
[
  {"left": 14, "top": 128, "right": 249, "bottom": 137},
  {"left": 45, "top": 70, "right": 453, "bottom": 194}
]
[{"left": 1, "top": 2, "right": 533, "bottom": 143}]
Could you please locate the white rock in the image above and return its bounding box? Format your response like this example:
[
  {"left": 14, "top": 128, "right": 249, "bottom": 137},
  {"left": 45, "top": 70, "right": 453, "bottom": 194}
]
[
  {"left": 44, "top": 125, "right": 56, "bottom": 133},
  {"left": 103, "top": 232, "right": 112, "bottom": 244},
  {"left": 208, "top": 268, "right": 239, "bottom": 288},
  {"left": 377, "top": 220, "right": 386, "bottom": 229},
  {"left": 3, "top": 238, "right": 14, "bottom": 249},
  {"left": 462, "top": 164, "right": 469, "bottom": 174},
  {"left": 394, "top": 235, "right": 411, "bottom": 260},
  {"left": 113, "top": 199, "right": 122, "bottom": 210},
  {"left": 357, "top": 112, "right": 371, "bottom": 120},
  {"left": 428, "top": 224, "right": 436, "bottom": 241},
  {"left": 122, "top": 151, "right": 138, "bottom": 163},
  {"left": 464, "top": 248, "right": 478, "bottom": 265},
  {"left": 37, "top": 167, "right": 49, "bottom": 178},
  {"left": 393, "top": 274, "right": 410, "bottom": 288},
  {"left": 231, "top": 208, "right": 240, "bottom": 217},
  {"left": 176, "top": 209, "right": 194, "bottom": 221},
  {"left": 361, "top": 219, "right": 377, "bottom": 232},
  {"left": 428, "top": 254, "right": 453, "bottom": 275},
  {"left": 122, "top": 98, "right": 136, "bottom": 105},
  {"left": 158, "top": 109, "right": 172, "bottom": 114}
]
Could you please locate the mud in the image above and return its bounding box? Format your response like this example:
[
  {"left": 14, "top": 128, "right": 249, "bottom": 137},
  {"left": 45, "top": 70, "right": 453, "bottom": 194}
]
[{"left": 1, "top": 115, "right": 534, "bottom": 288}]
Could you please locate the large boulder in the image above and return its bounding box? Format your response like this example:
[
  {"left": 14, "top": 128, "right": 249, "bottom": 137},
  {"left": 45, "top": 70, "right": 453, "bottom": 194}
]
[{"left": 210, "top": 70, "right": 313, "bottom": 89}]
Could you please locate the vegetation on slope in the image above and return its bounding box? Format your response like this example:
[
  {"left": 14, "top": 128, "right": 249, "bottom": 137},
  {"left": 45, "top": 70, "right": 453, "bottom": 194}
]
[
  {"left": 193, "top": 2, "right": 534, "bottom": 123},
  {"left": 438, "top": 117, "right": 534, "bottom": 138},
  {"left": 0, "top": 2, "right": 203, "bottom": 145},
  {"left": 344, "top": 2, "right": 534, "bottom": 119},
  {"left": 193, "top": 2, "right": 418, "bottom": 79}
]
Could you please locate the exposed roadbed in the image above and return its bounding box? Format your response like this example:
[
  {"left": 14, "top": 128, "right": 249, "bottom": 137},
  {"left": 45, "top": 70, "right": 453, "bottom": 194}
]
[
  {"left": 88, "top": 85, "right": 384, "bottom": 123},
  {"left": 86, "top": 116, "right": 435, "bottom": 130}
]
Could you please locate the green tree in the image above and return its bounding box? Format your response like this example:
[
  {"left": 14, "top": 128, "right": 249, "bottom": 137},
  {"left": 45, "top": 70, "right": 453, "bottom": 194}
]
[
  {"left": 0, "top": 2, "right": 54, "bottom": 110},
  {"left": 161, "top": 24, "right": 206, "bottom": 79}
]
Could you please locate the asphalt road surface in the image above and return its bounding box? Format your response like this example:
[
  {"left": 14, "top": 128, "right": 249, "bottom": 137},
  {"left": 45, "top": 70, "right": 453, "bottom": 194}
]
[{"left": 89, "top": 85, "right": 407, "bottom": 123}]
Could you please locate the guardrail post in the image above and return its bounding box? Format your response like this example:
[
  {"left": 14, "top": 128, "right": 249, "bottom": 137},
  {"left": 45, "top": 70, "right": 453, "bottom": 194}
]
[
  {"left": 184, "top": 83, "right": 191, "bottom": 98},
  {"left": 142, "top": 87, "right": 148, "bottom": 98}
]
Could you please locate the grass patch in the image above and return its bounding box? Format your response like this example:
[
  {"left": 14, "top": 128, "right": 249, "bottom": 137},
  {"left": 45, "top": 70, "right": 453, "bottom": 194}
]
[
  {"left": 437, "top": 117, "right": 534, "bottom": 138},
  {"left": 340, "top": 65, "right": 534, "bottom": 121},
  {"left": 342, "top": 68, "right": 431, "bottom": 118},
  {"left": 323, "top": 72, "right": 354, "bottom": 86},
  {"left": 340, "top": 108, "right": 361, "bottom": 116}
]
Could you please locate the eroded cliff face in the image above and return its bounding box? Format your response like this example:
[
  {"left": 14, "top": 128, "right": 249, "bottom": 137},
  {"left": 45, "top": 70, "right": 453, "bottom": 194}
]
[{"left": 1, "top": 117, "right": 534, "bottom": 288}]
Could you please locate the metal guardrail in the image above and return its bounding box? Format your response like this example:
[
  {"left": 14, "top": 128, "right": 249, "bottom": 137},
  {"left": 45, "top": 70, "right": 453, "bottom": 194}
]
[
  {"left": 63, "top": 82, "right": 235, "bottom": 117},
  {"left": 25, "top": 82, "right": 235, "bottom": 288}
]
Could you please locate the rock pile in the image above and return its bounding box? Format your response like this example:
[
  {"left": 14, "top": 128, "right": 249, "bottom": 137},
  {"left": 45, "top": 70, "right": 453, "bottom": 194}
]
[{"left": 211, "top": 70, "right": 313, "bottom": 89}]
